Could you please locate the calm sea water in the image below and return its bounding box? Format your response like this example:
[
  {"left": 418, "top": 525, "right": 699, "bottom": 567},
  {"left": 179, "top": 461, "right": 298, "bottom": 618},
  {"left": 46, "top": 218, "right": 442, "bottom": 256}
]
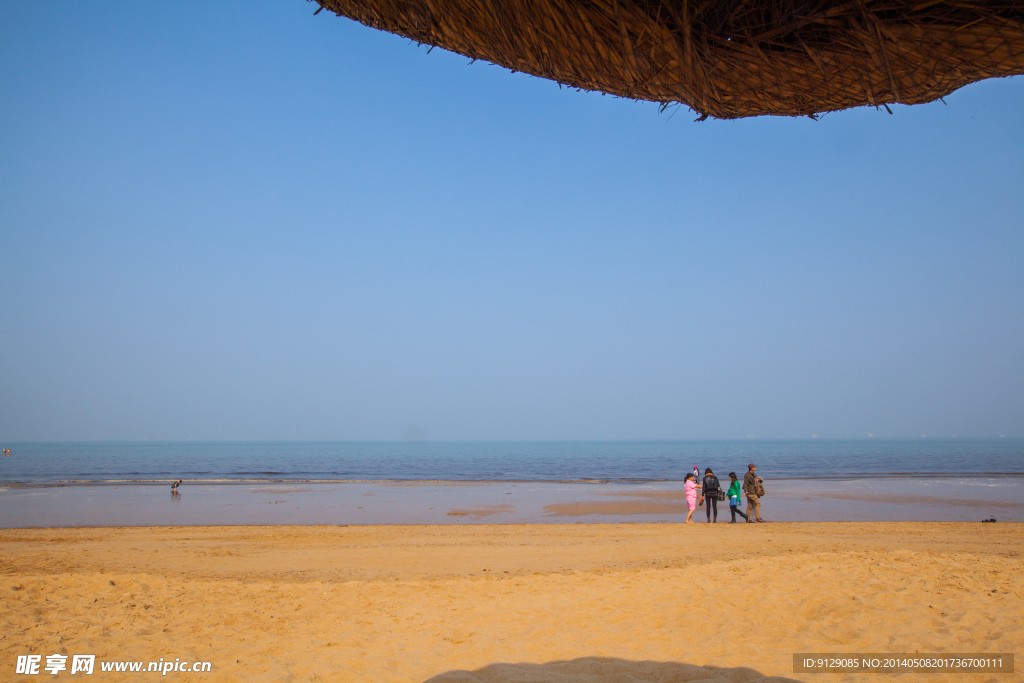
[{"left": 0, "top": 440, "right": 1021, "bottom": 485}]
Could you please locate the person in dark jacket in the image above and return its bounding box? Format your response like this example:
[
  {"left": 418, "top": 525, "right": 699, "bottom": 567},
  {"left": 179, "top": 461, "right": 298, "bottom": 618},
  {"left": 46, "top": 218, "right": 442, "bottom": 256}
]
[
  {"left": 701, "top": 468, "right": 722, "bottom": 523},
  {"left": 743, "top": 463, "right": 764, "bottom": 522}
]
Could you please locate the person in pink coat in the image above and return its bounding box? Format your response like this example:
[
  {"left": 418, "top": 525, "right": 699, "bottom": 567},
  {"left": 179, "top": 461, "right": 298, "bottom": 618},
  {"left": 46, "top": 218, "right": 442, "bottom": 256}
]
[{"left": 684, "top": 472, "right": 701, "bottom": 524}]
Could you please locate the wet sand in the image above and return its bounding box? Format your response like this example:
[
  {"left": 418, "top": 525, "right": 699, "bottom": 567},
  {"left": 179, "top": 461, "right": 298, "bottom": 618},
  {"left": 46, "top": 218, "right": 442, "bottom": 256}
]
[
  {"left": 1, "top": 523, "right": 1021, "bottom": 682},
  {"left": 1, "top": 476, "right": 1020, "bottom": 527}
]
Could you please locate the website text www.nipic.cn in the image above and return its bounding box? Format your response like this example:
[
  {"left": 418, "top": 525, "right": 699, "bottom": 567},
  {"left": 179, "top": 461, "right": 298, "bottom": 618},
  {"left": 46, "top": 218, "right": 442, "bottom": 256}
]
[{"left": 16, "top": 654, "right": 212, "bottom": 675}]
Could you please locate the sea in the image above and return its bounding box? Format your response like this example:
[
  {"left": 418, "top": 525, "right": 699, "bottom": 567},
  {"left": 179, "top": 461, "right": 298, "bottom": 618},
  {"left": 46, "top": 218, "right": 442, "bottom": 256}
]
[{"left": 1, "top": 439, "right": 1021, "bottom": 485}]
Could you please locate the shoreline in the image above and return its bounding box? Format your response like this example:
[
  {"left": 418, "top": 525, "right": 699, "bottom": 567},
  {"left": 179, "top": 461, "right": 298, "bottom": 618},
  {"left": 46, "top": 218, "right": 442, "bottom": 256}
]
[
  {"left": 4, "top": 472, "right": 1024, "bottom": 488},
  {"left": 4, "top": 439, "right": 1022, "bottom": 490}
]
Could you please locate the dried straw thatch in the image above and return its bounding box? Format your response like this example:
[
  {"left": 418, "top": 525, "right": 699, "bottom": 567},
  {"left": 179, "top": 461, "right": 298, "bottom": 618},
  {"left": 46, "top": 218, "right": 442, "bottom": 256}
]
[{"left": 313, "top": 0, "right": 1024, "bottom": 118}]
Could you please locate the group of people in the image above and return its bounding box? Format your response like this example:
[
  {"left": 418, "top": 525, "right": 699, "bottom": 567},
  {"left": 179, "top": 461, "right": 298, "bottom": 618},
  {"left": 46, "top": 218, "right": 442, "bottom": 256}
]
[
  {"left": 1, "top": 448, "right": 11, "bottom": 456},
  {"left": 683, "top": 463, "right": 765, "bottom": 524}
]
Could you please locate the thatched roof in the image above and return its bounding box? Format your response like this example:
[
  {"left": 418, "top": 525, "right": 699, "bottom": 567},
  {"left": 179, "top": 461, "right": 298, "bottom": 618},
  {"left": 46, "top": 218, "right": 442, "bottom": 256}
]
[{"left": 314, "top": 0, "right": 1024, "bottom": 118}]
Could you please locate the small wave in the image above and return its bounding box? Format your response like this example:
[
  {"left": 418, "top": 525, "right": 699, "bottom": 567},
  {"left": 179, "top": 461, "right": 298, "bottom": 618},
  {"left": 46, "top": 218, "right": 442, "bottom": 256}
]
[{"left": 2, "top": 472, "right": 1022, "bottom": 489}]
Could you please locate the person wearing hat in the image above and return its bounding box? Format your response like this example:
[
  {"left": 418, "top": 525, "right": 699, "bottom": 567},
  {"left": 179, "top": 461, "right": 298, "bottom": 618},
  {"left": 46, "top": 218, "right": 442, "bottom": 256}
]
[{"left": 743, "top": 463, "right": 765, "bottom": 522}]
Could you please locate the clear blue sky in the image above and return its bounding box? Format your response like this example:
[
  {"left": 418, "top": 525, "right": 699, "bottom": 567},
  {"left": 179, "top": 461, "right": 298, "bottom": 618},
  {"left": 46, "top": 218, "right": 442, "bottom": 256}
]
[{"left": 1, "top": 1, "right": 1022, "bottom": 441}]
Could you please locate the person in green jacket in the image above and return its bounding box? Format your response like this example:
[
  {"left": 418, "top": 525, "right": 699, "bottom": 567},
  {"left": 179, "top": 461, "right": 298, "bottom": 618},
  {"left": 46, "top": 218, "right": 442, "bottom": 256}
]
[{"left": 727, "top": 472, "right": 748, "bottom": 523}]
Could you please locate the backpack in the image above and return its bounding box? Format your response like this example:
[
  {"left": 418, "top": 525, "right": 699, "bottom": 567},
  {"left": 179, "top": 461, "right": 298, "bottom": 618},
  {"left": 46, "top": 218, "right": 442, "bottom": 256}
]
[{"left": 755, "top": 478, "right": 765, "bottom": 497}]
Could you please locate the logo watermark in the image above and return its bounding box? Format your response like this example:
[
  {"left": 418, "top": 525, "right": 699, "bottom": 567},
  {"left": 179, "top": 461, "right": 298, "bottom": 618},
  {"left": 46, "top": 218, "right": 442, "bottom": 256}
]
[{"left": 16, "top": 654, "right": 212, "bottom": 675}]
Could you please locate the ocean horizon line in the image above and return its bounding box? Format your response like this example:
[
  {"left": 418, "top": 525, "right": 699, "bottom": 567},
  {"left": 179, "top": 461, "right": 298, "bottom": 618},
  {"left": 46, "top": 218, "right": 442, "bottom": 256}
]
[{"left": 2, "top": 436, "right": 1019, "bottom": 445}]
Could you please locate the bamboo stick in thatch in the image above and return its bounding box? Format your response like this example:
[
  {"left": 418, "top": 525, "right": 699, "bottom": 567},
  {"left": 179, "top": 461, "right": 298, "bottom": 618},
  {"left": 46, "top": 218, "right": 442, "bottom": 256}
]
[{"left": 313, "top": 0, "right": 1024, "bottom": 118}]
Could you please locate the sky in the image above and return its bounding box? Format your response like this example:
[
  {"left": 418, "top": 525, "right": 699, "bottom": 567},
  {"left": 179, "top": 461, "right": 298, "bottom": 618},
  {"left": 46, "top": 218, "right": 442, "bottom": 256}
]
[{"left": 1, "top": 1, "right": 1022, "bottom": 442}]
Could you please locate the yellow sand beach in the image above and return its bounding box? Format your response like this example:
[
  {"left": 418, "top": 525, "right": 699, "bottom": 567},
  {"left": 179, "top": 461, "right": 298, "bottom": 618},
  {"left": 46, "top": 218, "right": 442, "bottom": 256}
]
[{"left": 1, "top": 523, "right": 1020, "bottom": 682}]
